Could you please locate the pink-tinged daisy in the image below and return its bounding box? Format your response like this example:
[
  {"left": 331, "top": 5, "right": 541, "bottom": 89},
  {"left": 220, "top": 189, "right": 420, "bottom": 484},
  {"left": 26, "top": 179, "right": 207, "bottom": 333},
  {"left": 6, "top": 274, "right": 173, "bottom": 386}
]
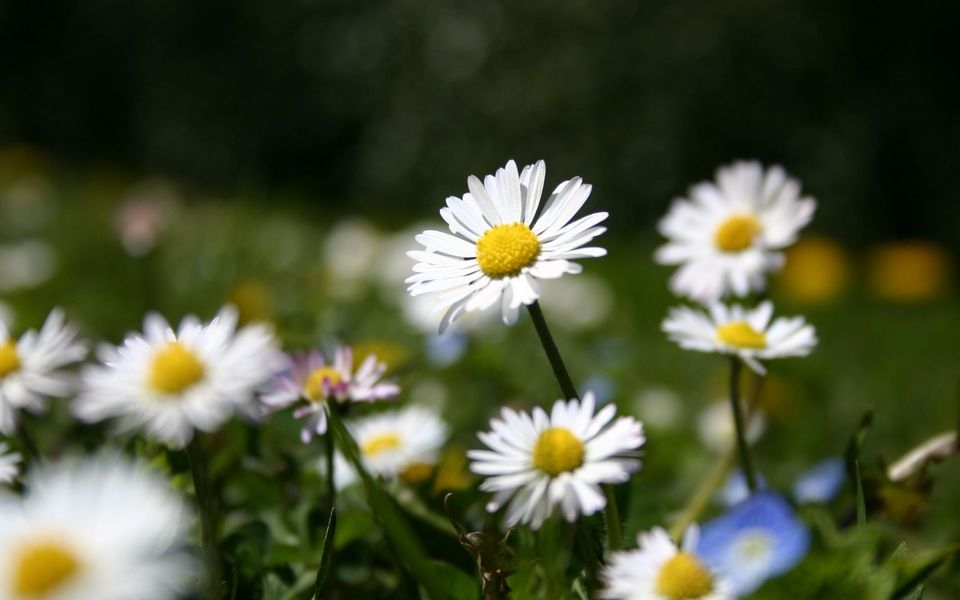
[
  {"left": 259, "top": 346, "right": 399, "bottom": 443},
  {"left": 407, "top": 159, "right": 608, "bottom": 332}
]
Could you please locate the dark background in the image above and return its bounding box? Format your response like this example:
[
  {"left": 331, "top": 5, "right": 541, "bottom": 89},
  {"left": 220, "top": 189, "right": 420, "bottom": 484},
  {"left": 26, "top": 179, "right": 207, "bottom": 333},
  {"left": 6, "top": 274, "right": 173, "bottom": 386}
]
[{"left": 2, "top": 0, "right": 959, "bottom": 245}]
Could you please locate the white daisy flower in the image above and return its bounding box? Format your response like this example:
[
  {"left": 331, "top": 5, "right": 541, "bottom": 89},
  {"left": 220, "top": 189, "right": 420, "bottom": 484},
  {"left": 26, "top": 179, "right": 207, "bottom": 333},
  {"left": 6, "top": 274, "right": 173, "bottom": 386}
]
[
  {"left": 0, "top": 453, "right": 193, "bottom": 600},
  {"left": 346, "top": 404, "right": 449, "bottom": 483},
  {"left": 0, "top": 442, "right": 21, "bottom": 485},
  {"left": 468, "top": 392, "right": 644, "bottom": 530},
  {"left": 259, "top": 346, "right": 400, "bottom": 443},
  {"left": 601, "top": 526, "right": 735, "bottom": 600},
  {"left": 74, "top": 306, "right": 282, "bottom": 448},
  {"left": 662, "top": 300, "right": 817, "bottom": 374},
  {"left": 0, "top": 309, "right": 86, "bottom": 435},
  {"left": 407, "top": 159, "right": 608, "bottom": 332},
  {"left": 656, "top": 161, "right": 816, "bottom": 302}
]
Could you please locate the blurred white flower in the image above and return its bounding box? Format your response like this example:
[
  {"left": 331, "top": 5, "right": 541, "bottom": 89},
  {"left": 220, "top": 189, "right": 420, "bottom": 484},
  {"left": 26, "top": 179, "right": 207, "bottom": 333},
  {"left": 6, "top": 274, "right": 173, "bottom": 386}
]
[
  {"left": 697, "top": 401, "right": 765, "bottom": 454},
  {"left": 115, "top": 181, "right": 178, "bottom": 256},
  {"left": 537, "top": 274, "right": 613, "bottom": 331},
  {"left": 632, "top": 387, "right": 683, "bottom": 430},
  {"left": 0, "top": 442, "right": 21, "bottom": 485},
  {"left": 347, "top": 404, "right": 449, "bottom": 483},
  {"left": 323, "top": 219, "right": 382, "bottom": 300},
  {"left": 0, "top": 240, "right": 56, "bottom": 292}
]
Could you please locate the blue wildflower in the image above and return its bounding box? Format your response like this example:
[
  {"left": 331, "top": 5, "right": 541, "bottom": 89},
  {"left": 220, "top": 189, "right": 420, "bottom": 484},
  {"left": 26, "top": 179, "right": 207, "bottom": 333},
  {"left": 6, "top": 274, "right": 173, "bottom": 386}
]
[
  {"left": 717, "top": 469, "right": 767, "bottom": 507},
  {"left": 696, "top": 491, "right": 810, "bottom": 596},
  {"left": 792, "top": 458, "right": 846, "bottom": 505}
]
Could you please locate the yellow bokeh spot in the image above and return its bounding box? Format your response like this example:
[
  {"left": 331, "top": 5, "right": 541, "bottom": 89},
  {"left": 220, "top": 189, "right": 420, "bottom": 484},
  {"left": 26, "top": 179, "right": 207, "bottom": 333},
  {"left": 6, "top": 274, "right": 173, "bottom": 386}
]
[
  {"left": 867, "top": 241, "right": 952, "bottom": 303},
  {"left": 777, "top": 237, "right": 850, "bottom": 304},
  {"left": 400, "top": 462, "right": 434, "bottom": 485},
  {"left": 655, "top": 552, "right": 714, "bottom": 599},
  {"left": 148, "top": 342, "right": 205, "bottom": 394},
  {"left": 432, "top": 447, "right": 474, "bottom": 494},
  {"left": 304, "top": 366, "right": 342, "bottom": 402},
  {"left": 0, "top": 340, "right": 22, "bottom": 378},
  {"left": 714, "top": 215, "right": 762, "bottom": 252},
  {"left": 716, "top": 321, "right": 766, "bottom": 349},
  {"left": 531, "top": 427, "right": 584, "bottom": 476},
  {"left": 351, "top": 341, "right": 407, "bottom": 374},
  {"left": 12, "top": 540, "right": 81, "bottom": 597},
  {"left": 227, "top": 279, "right": 272, "bottom": 325},
  {"left": 475, "top": 223, "right": 541, "bottom": 278},
  {"left": 362, "top": 432, "right": 401, "bottom": 458}
]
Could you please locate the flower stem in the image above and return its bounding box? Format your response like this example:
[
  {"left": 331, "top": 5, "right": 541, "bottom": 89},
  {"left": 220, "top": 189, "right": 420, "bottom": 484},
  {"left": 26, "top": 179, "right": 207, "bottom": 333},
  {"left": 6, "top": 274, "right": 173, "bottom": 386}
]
[
  {"left": 668, "top": 445, "right": 736, "bottom": 540},
  {"left": 728, "top": 357, "right": 757, "bottom": 492},
  {"left": 323, "top": 421, "right": 337, "bottom": 510},
  {"left": 15, "top": 418, "right": 41, "bottom": 463},
  {"left": 603, "top": 484, "right": 623, "bottom": 551},
  {"left": 186, "top": 436, "right": 223, "bottom": 600}
]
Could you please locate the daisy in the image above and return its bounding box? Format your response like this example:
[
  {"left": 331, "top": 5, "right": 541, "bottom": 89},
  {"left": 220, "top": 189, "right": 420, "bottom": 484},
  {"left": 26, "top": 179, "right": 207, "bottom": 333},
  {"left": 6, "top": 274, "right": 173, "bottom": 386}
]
[
  {"left": 601, "top": 526, "right": 735, "bottom": 600},
  {"left": 0, "top": 442, "right": 21, "bottom": 485},
  {"left": 0, "top": 453, "right": 193, "bottom": 600},
  {"left": 407, "top": 159, "right": 608, "bottom": 332},
  {"left": 259, "top": 346, "right": 400, "bottom": 443},
  {"left": 74, "top": 306, "right": 282, "bottom": 447},
  {"left": 346, "top": 404, "right": 449, "bottom": 483},
  {"left": 468, "top": 391, "right": 644, "bottom": 530},
  {"left": 0, "top": 309, "right": 86, "bottom": 435},
  {"left": 697, "top": 492, "right": 810, "bottom": 596},
  {"left": 662, "top": 300, "right": 817, "bottom": 374},
  {"left": 655, "top": 161, "right": 816, "bottom": 302}
]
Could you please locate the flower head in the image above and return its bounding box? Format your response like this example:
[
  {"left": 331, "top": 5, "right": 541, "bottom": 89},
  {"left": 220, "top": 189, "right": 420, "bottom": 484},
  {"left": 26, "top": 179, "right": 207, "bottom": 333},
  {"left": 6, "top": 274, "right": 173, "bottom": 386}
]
[
  {"left": 792, "top": 458, "right": 845, "bottom": 505},
  {"left": 259, "top": 346, "right": 400, "bottom": 443},
  {"left": 75, "top": 306, "right": 282, "bottom": 448},
  {"left": 697, "top": 492, "right": 810, "bottom": 596},
  {"left": 656, "top": 161, "right": 816, "bottom": 302},
  {"left": 407, "top": 160, "right": 607, "bottom": 332},
  {"left": 468, "top": 392, "right": 644, "bottom": 529},
  {"left": 0, "top": 442, "right": 21, "bottom": 485},
  {"left": 0, "top": 309, "right": 86, "bottom": 435},
  {"left": 662, "top": 300, "right": 817, "bottom": 374},
  {"left": 0, "top": 453, "right": 193, "bottom": 600},
  {"left": 601, "top": 526, "right": 735, "bottom": 600}
]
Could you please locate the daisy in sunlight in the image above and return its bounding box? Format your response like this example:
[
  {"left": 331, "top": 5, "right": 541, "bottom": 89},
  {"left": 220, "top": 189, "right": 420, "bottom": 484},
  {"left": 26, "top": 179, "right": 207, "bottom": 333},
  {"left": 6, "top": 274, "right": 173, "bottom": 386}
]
[
  {"left": 655, "top": 161, "right": 816, "bottom": 303},
  {"left": 407, "top": 159, "right": 608, "bottom": 332}
]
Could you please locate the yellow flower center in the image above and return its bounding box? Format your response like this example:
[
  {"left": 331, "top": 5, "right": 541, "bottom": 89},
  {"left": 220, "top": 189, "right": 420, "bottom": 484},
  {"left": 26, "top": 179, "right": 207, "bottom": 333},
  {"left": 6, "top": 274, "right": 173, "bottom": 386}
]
[
  {"left": 400, "top": 462, "right": 434, "bottom": 485},
  {"left": 304, "top": 367, "right": 343, "bottom": 403},
  {"left": 12, "top": 540, "right": 82, "bottom": 597},
  {"left": 714, "top": 215, "right": 762, "bottom": 252},
  {"left": 0, "top": 340, "right": 22, "bottom": 378},
  {"left": 716, "top": 321, "right": 766, "bottom": 349},
  {"left": 148, "top": 342, "right": 205, "bottom": 394},
  {"left": 475, "top": 223, "right": 541, "bottom": 278},
  {"left": 655, "top": 552, "right": 715, "bottom": 599},
  {"left": 362, "top": 432, "right": 401, "bottom": 458},
  {"left": 531, "top": 427, "right": 584, "bottom": 476}
]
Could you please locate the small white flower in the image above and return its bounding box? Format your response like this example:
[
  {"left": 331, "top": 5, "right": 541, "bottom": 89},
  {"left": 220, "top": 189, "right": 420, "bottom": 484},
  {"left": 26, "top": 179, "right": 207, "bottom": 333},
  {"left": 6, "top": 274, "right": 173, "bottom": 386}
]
[
  {"left": 601, "top": 526, "right": 735, "bottom": 600},
  {"left": 343, "top": 404, "right": 449, "bottom": 484},
  {"left": 407, "top": 159, "right": 607, "bottom": 332},
  {"left": 697, "top": 401, "right": 766, "bottom": 455},
  {"left": 656, "top": 161, "right": 816, "bottom": 302},
  {"left": 468, "top": 392, "right": 644, "bottom": 529},
  {"left": 0, "top": 309, "right": 86, "bottom": 435},
  {"left": 75, "top": 306, "right": 282, "bottom": 448},
  {"left": 259, "top": 346, "right": 400, "bottom": 443},
  {"left": 0, "top": 442, "right": 21, "bottom": 485},
  {"left": 662, "top": 300, "right": 817, "bottom": 374},
  {"left": 0, "top": 453, "right": 193, "bottom": 600}
]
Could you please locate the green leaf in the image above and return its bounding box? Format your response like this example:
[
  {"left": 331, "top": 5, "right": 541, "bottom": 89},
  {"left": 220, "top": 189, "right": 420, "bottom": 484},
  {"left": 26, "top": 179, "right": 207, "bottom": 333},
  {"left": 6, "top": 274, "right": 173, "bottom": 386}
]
[
  {"left": 888, "top": 543, "right": 960, "bottom": 598},
  {"left": 424, "top": 560, "right": 480, "bottom": 600},
  {"left": 855, "top": 459, "right": 867, "bottom": 529},
  {"left": 845, "top": 408, "right": 874, "bottom": 484},
  {"left": 312, "top": 507, "right": 337, "bottom": 599},
  {"left": 911, "top": 583, "right": 925, "bottom": 600}
]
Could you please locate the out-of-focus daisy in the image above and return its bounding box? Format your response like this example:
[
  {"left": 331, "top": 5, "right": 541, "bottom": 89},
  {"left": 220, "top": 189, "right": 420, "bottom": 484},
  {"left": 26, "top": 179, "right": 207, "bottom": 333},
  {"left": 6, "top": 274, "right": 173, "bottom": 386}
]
[
  {"left": 0, "top": 239, "right": 57, "bottom": 293},
  {"left": 323, "top": 219, "right": 382, "bottom": 300},
  {"left": 0, "top": 453, "right": 192, "bottom": 600},
  {"left": 656, "top": 161, "right": 816, "bottom": 302},
  {"left": 407, "top": 159, "right": 607, "bottom": 332},
  {"left": 697, "top": 401, "right": 766, "bottom": 455},
  {"left": 792, "top": 458, "right": 845, "bottom": 505},
  {"left": 114, "top": 181, "right": 177, "bottom": 256},
  {"left": 347, "top": 404, "right": 449, "bottom": 483},
  {"left": 259, "top": 346, "right": 399, "bottom": 443},
  {"left": 0, "top": 442, "right": 21, "bottom": 485},
  {"left": 662, "top": 300, "right": 817, "bottom": 374},
  {"left": 697, "top": 492, "right": 810, "bottom": 596},
  {"left": 0, "top": 309, "right": 86, "bottom": 435},
  {"left": 632, "top": 386, "right": 683, "bottom": 431},
  {"left": 601, "top": 526, "right": 734, "bottom": 600},
  {"left": 468, "top": 392, "right": 644, "bottom": 529},
  {"left": 75, "top": 306, "right": 282, "bottom": 448}
]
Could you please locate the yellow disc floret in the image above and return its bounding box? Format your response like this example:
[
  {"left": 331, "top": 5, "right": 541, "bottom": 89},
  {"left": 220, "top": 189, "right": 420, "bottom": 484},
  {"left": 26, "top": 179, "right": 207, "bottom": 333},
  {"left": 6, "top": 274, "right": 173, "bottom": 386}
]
[
  {"left": 0, "top": 340, "right": 22, "bottom": 378},
  {"left": 304, "top": 366, "right": 343, "bottom": 402},
  {"left": 716, "top": 321, "right": 766, "bottom": 349},
  {"left": 148, "top": 342, "right": 205, "bottom": 394},
  {"left": 362, "top": 432, "right": 402, "bottom": 458},
  {"left": 531, "top": 427, "right": 584, "bottom": 476},
  {"left": 714, "top": 215, "right": 762, "bottom": 252},
  {"left": 12, "top": 540, "right": 82, "bottom": 597},
  {"left": 655, "top": 552, "right": 715, "bottom": 599},
  {"left": 475, "top": 223, "right": 541, "bottom": 278}
]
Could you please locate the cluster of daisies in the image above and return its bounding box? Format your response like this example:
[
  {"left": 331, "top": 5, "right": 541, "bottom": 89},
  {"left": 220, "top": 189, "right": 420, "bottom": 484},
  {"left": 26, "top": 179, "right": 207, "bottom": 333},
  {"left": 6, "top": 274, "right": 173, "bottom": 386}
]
[{"left": 408, "top": 159, "right": 823, "bottom": 598}]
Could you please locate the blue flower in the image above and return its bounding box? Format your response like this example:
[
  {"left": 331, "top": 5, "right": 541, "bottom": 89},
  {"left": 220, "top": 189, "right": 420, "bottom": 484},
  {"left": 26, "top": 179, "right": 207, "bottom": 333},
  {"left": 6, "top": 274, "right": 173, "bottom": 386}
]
[
  {"left": 696, "top": 492, "right": 810, "bottom": 596},
  {"left": 717, "top": 469, "right": 767, "bottom": 507},
  {"left": 792, "top": 458, "right": 846, "bottom": 505}
]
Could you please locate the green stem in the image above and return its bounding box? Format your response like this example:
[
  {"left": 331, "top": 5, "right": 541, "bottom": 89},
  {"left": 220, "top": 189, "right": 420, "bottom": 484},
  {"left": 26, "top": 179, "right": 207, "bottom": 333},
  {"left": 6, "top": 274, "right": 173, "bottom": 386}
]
[
  {"left": 323, "top": 419, "right": 336, "bottom": 510},
  {"left": 526, "top": 301, "right": 578, "bottom": 401},
  {"left": 15, "top": 418, "right": 41, "bottom": 463},
  {"left": 668, "top": 445, "right": 737, "bottom": 540},
  {"left": 603, "top": 484, "right": 623, "bottom": 551},
  {"left": 187, "top": 436, "right": 222, "bottom": 600},
  {"left": 728, "top": 357, "right": 757, "bottom": 492},
  {"left": 575, "top": 521, "right": 601, "bottom": 590}
]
